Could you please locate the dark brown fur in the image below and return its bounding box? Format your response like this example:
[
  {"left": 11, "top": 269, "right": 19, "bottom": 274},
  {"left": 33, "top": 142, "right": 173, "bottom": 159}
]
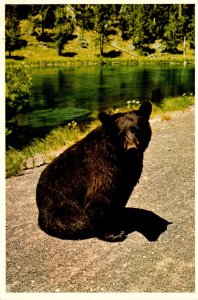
[{"left": 36, "top": 102, "right": 152, "bottom": 242}]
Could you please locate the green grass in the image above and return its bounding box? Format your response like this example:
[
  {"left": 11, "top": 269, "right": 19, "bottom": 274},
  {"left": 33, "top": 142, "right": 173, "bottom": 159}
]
[
  {"left": 6, "top": 120, "right": 95, "bottom": 178},
  {"left": 159, "top": 93, "right": 194, "bottom": 111},
  {"left": 6, "top": 56, "right": 194, "bottom": 69},
  {"left": 6, "top": 95, "right": 194, "bottom": 178},
  {"left": 5, "top": 29, "right": 194, "bottom": 68}
]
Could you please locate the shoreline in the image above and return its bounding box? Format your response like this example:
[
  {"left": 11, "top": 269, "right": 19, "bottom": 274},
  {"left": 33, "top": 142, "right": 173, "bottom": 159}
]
[
  {"left": 5, "top": 56, "right": 195, "bottom": 69},
  {"left": 6, "top": 105, "right": 194, "bottom": 178}
]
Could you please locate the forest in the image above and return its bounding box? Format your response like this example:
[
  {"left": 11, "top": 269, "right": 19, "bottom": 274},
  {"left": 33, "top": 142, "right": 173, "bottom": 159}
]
[{"left": 5, "top": 4, "right": 195, "bottom": 57}]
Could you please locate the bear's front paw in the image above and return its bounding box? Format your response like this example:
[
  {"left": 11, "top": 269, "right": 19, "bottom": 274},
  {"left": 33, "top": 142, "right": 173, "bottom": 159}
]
[{"left": 99, "top": 230, "right": 127, "bottom": 242}]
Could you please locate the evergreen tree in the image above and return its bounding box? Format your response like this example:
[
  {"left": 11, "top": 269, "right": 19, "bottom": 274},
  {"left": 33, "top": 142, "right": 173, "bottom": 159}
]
[
  {"left": 119, "top": 4, "right": 133, "bottom": 40},
  {"left": 150, "top": 5, "right": 170, "bottom": 41},
  {"left": 73, "top": 4, "right": 95, "bottom": 38},
  {"left": 93, "top": 4, "right": 121, "bottom": 56},
  {"left": 182, "top": 4, "right": 195, "bottom": 49},
  {"left": 132, "top": 5, "right": 153, "bottom": 49},
  {"left": 28, "top": 5, "right": 56, "bottom": 41},
  {"left": 119, "top": 5, "right": 154, "bottom": 51},
  {"left": 53, "top": 5, "right": 76, "bottom": 55},
  {"left": 163, "top": 5, "right": 186, "bottom": 53},
  {"left": 5, "top": 5, "right": 22, "bottom": 57}
]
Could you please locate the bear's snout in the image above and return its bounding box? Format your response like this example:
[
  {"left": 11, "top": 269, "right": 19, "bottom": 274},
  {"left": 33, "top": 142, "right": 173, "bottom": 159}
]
[{"left": 124, "top": 132, "right": 140, "bottom": 151}]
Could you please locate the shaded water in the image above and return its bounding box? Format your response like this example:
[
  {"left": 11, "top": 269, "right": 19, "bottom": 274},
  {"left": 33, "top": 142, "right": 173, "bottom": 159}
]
[{"left": 8, "top": 64, "right": 194, "bottom": 149}]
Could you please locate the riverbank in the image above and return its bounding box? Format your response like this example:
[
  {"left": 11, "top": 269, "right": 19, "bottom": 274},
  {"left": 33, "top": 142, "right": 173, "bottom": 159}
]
[
  {"left": 6, "top": 95, "right": 194, "bottom": 178},
  {"left": 6, "top": 55, "right": 194, "bottom": 69}
]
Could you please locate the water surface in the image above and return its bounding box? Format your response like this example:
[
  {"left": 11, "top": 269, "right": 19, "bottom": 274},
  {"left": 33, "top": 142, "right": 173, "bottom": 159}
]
[{"left": 8, "top": 64, "right": 195, "bottom": 149}]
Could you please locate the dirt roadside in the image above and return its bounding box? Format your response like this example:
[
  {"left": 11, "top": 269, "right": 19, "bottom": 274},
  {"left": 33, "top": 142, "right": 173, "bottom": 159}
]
[{"left": 6, "top": 107, "right": 195, "bottom": 293}]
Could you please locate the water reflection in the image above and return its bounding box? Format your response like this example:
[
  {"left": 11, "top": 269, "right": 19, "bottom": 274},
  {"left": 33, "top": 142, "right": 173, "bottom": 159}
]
[{"left": 8, "top": 65, "right": 194, "bottom": 149}]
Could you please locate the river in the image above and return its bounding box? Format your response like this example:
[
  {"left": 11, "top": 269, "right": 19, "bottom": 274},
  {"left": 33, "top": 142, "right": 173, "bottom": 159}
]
[{"left": 7, "top": 64, "right": 195, "bottom": 149}]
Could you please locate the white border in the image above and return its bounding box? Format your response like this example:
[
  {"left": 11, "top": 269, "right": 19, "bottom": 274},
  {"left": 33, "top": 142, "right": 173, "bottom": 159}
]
[
  {"left": 1, "top": 1, "right": 197, "bottom": 300},
  {"left": 1, "top": 293, "right": 198, "bottom": 300},
  {"left": 2, "top": 0, "right": 198, "bottom": 4}
]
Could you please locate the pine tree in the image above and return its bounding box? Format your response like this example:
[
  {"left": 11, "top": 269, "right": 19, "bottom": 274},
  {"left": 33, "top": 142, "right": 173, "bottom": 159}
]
[
  {"left": 93, "top": 4, "right": 121, "bottom": 56},
  {"left": 5, "top": 5, "right": 22, "bottom": 57},
  {"left": 53, "top": 5, "right": 76, "bottom": 55},
  {"left": 182, "top": 4, "right": 195, "bottom": 49},
  {"left": 73, "top": 4, "right": 95, "bottom": 39},
  {"left": 119, "top": 5, "right": 154, "bottom": 51},
  {"left": 164, "top": 5, "right": 187, "bottom": 53}
]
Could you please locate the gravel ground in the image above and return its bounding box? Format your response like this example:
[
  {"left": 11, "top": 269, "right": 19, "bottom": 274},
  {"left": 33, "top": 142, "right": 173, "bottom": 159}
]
[{"left": 5, "top": 107, "right": 195, "bottom": 294}]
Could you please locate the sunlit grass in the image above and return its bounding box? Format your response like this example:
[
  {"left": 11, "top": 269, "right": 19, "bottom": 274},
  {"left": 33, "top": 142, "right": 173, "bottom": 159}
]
[
  {"left": 5, "top": 31, "right": 194, "bottom": 68},
  {"left": 6, "top": 120, "right": 99, "bottom": 178},
  {"left": 6, "top": 56, "right": 194, "bottom": 68},
  {"left": 159, "top": 93, "right": 194, "bottom": 112}
]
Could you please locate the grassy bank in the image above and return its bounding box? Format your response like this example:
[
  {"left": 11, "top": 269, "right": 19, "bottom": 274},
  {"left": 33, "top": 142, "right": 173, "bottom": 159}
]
[
  {"left": 5, "top": 29, "right": 194, "bottom": 68},
  {"left": 6, "top": 94, "right": 194, "bottom": 178},
  {"left": 6, "top": 55, "right": 194, "bottom": 69}
]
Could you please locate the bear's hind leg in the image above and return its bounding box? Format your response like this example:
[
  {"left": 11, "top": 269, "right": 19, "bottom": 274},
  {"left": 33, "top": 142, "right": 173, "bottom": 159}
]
[
  {"left": 85, "top": 198, "right": 127, "bottom": 242},
  {"left": 38, "top": 203, "right": 92, "bottom": 240}
]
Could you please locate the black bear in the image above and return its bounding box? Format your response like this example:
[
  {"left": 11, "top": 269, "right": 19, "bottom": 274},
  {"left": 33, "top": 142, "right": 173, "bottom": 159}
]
[{"left": 36, "top": 102, "right": 152, "bottom": 242}]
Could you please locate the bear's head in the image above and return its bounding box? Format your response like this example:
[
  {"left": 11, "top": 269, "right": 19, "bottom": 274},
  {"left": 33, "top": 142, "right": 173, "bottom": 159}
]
[{"left": 99, "top": 102, "right": 152, "bottom": 153}]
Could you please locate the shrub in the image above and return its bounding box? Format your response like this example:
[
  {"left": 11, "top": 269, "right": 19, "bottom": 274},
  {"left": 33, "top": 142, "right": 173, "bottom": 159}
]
[{"left": 6, "top": 65, "right": 32, "bottom": 120}]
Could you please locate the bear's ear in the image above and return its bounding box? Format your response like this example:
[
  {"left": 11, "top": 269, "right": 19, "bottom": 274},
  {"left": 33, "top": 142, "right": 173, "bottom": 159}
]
[
  {"left": 138, "top": 102, "right": 152, "bottom": 120},
  {"left": 98, "top": 112, "right": 111, "bottom": 126}
]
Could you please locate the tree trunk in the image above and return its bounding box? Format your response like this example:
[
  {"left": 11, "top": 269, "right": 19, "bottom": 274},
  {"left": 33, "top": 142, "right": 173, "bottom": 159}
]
[
  {"left": 100, "top": 34, "right": 104, "bottom": 56},
  {"left": 58, "top": 42, "right": 62, "bottom": 56},
  {"left": 179, "top": 4, "right": 182, "bottom": 19},
  {"left": 41, "top": 11, "right": 44, "bottom": 37},
  {"left": 183, "top": 36, "right": 186, "bottom": 58}
]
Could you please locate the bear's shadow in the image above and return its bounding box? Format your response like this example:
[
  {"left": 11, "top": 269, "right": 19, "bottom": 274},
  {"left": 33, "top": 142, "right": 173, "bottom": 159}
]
[
  {"left": 120, "top": 208, "right": 172, "bottom": 242},
  {"left": 63, "top": 207, "right": 172, "bottom": 242}
]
